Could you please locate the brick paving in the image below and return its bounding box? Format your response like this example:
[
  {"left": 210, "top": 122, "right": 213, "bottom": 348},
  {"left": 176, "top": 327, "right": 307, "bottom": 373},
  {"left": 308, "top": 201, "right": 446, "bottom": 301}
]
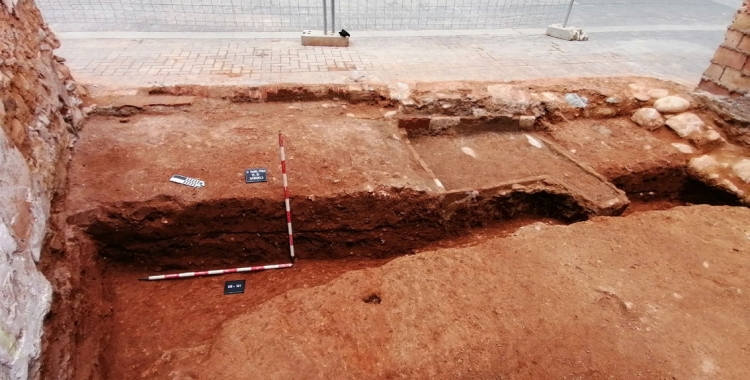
[{"left": 56, "top": 29, "right": 726, "bottom": 89}]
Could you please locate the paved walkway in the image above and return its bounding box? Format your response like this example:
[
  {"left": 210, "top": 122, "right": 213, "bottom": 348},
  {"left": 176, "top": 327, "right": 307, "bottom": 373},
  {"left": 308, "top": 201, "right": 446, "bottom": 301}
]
[{"left": 56, "top": 26, "right": 727, "bottom": 90}]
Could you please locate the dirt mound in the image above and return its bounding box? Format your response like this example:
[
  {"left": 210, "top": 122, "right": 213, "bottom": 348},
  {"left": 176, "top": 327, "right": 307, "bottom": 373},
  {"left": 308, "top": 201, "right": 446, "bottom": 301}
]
[{"left": 162, "top": 205, "right": 750, "bottom": 380}]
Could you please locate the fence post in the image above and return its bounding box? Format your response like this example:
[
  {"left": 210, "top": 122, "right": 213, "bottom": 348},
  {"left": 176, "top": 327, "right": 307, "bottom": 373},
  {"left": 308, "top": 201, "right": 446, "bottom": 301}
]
[
  {"left": 322, "top": 0, "right": 328, "bottom": 34},
  {"left": 562, "top": 0, "right": 574, "bottom": 28},
  {"left": 331, "top": 0, "right": 336, "bottom": 35}
]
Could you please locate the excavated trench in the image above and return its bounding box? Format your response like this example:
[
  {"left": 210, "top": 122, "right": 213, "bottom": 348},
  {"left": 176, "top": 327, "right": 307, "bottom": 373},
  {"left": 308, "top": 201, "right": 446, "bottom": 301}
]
[
  {"left": 79, "top": 189, "right": 593, "bottom": 268},
  {"left": 76, "top": 152, "right": 741, "bottom": 271},
  {"left": 40, "top": 82, "right": 749, "bottom": 380},
  {"left": 47, "top": 162, "right": 742, "bottom": 379}
]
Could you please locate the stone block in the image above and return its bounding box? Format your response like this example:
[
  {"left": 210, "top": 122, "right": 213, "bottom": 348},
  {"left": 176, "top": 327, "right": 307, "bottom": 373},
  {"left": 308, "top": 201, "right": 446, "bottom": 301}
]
[
  {"left": 388, "top": 82, "right": 411, "bottom": 102},
  {"left": 545, "top": 24, "right": 588, "bottom": 41},
  {"left": 720, "top": 67, "right": 750, "bottom": 91},
  {"left": 301, "top": 30, "right": 349, "bottom": 47},
  {"left": 703, "top": 63, "right": 726, "bottom": 82},
  {"left": 738, "top": 34, "right": 750, "bottom": 54},
  {"left": 731, "top": 12, "right": 750, "bottom": 32},
  {"left": 725, "top": 29, "right": 745, "bottom": 49},
  {"left": 688, "top": 129, "right": 725, "bottom": 148},
  {"left": 653, "top": 96, "right": 691, "bottom": 113},
  {"left": 518, "top": 116, "right": 536, "bottom": 129},
  {"left": 665, "top": 113, "right": 705, "bottom": 138},
  {"left": 712, "top": 46, "right": 748, "bottom": 71},
  {"left": 487, "top": 84, "right": 535, "bottom": 113},
  {"left": 734, "top": 159, "right": 750, "bottom": 183},
  {"left": 671, "top": 143, "right": 695, "bottom": 154},
  {"left": 631, "top": 108, "right": 664, "bottom": 131},
  {"left": 387, "top": 82, "right": 415, "bottom": 106},
  {"left": 646, "top": 88, "right": 669, "bottom": 99}
]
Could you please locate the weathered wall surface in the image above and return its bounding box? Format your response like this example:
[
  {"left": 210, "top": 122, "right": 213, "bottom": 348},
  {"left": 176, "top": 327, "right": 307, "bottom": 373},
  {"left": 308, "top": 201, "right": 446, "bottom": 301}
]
[
  {"left": 699, "top": 1, "right": 750, "bottom": 96},
  {"left": 0, "top": 0, "right": 83, "bottom": 378},
  {"left": 696, "top": 1, "right": 750, "bottom": 147}
]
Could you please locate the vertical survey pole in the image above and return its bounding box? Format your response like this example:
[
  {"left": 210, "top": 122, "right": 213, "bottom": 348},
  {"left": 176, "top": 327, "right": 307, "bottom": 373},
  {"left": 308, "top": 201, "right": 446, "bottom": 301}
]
[{"left": 279, "top": 132, "right": 295, "bottom": 261}]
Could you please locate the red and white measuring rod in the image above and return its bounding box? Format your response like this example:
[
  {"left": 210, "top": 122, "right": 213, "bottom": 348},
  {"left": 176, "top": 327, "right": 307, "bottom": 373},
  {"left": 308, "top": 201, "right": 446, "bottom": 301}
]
[
  {"left": 138, "top": 263, "right": 293, "bottom": 281},
  {"left": 279, "top": 131, "right": 296, "bottom": 261},
  {"left": 139, "top": 133, "right": 296, "bottom": 282}
]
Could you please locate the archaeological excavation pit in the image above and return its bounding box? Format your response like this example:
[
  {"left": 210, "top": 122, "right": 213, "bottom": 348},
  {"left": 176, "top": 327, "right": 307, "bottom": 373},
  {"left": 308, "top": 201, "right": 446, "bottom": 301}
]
[{"left": 37, "top": 79, "right": 750, "bottom": 379}]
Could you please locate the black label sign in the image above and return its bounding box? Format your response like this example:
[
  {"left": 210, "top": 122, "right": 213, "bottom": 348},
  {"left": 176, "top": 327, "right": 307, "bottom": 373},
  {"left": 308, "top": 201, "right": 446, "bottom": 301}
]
[
  {"left": 245, "top": 168, "right": 268, "bottom": 183},
  {"left": 224, "top": 280, "right": 246, "bottom": 295}
]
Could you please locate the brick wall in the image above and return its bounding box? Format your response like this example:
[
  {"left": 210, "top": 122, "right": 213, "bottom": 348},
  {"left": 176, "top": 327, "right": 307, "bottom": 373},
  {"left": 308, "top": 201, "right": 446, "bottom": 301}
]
[{"left": 699, "top": 1, "right": 750, "bottom": 96}]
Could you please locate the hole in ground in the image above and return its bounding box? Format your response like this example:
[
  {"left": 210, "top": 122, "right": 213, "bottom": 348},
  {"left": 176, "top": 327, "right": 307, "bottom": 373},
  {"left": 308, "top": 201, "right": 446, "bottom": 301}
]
[
  {"left": 680, "top": 177, "right": 744, "bottom": 206},
  {"left": 364, "top": 293, "right": 382, "bottom": 304},
  {"left": 615, "top": 171, "right": 744, "bottom": 213}
]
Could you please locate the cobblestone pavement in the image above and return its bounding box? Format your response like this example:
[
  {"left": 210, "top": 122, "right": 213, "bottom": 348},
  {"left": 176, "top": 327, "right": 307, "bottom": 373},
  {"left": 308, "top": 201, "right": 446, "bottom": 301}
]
[{"left": 56, "top": 27, "right": 727, "bottom": 90}]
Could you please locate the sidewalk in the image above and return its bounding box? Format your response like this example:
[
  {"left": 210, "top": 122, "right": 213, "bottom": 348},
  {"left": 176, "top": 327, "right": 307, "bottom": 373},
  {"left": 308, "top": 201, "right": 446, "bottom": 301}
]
[{"left": 55, "top": 26, "right": 727, "bottom": 90}]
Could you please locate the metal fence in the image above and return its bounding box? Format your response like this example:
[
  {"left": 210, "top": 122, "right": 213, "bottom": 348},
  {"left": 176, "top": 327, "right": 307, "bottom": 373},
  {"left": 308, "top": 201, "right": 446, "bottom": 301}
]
[
  {"left": 337, "top": 0, "right": 571, "bottom": 31},
  {"left": 36, "top": 0, "right": 572, "bottom": 33}
]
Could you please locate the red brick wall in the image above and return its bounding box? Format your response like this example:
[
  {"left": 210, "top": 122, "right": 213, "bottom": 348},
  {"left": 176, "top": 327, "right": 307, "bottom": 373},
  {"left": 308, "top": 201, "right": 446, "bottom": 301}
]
[{"left": 699, "top": 1, "right": 750, "bottom": 97}]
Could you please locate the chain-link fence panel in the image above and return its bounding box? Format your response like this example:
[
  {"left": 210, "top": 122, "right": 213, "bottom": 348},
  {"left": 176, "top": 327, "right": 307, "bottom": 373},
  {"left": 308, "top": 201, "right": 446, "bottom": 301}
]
[
  {"left": 36, "top": 0, "right": 572, "bottom": 32},
  {"left": 36, "top": 0, "right": 326, "bottom": 32},
  {"left": 336, "top": 0, "right": 570, "bottom": 31}
]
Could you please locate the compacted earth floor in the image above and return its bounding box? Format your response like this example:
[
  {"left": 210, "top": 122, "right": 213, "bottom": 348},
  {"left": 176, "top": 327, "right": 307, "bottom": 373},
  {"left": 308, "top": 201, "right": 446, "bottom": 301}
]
[
  {"left": 173, "top": 205, "right": 750, "bottom": 380},
  {"left": 41, "top": 78, "right": 750, "bottom": 379}
]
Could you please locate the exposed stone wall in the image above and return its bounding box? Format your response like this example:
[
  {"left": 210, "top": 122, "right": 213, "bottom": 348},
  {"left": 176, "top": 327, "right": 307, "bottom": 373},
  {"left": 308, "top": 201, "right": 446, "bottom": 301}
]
[
  {"left": 0, "top": 0, "right": 83, "bottom": 378},
  {"left": 699, "top": 1, "right": 750, "bottom": 96}
]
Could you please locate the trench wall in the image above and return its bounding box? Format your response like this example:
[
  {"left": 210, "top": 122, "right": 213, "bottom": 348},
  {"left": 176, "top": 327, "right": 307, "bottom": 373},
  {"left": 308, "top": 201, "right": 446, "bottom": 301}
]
[{"left": 0, "top": 0, "right": 83, "bottom": 378}]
